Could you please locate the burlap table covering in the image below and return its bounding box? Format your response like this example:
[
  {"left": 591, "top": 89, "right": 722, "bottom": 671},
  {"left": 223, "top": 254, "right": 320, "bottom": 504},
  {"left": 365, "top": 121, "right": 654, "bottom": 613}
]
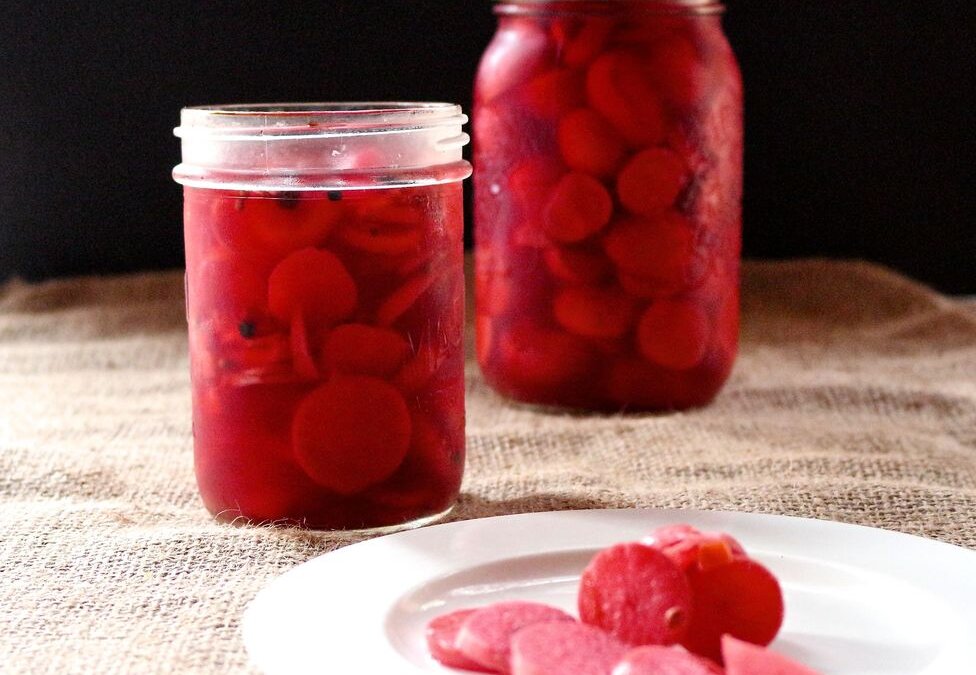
[{"left": 0, "top": 260, "right": 974, "bottom": 673}]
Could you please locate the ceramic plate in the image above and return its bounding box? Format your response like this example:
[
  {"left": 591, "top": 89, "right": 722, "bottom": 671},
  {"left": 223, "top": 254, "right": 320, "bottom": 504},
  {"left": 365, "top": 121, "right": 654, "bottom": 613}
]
[{"left": 242, "top": 508, "right": 976, "bottom": 674}]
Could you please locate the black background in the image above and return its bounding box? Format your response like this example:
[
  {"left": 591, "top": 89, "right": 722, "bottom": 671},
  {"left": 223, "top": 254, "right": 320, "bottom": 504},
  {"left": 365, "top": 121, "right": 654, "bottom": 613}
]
[{"left": 1, "top": 2, "right": 973, "bottom": 291}]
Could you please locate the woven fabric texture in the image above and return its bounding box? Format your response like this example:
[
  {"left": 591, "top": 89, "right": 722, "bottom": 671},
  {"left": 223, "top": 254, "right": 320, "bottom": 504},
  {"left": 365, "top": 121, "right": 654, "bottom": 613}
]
[{"left": 0, "top": 260, "right": 974, "bottom": 673}]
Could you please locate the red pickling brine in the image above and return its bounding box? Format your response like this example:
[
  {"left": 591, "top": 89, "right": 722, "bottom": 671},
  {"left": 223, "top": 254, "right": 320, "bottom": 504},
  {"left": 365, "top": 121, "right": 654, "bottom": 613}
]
[
  {"left": 474, "top": 1, "right": 743, "bottom": 410},
  {"left": 174, "top": 103, "right": 471, "bottom": 530}
]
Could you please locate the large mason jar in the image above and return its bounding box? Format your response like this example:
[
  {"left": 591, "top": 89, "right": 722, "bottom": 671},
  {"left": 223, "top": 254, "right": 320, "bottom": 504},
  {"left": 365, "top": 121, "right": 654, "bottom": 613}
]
[{"left": 474, "top": 0, "right": 742, "bottom": 411}]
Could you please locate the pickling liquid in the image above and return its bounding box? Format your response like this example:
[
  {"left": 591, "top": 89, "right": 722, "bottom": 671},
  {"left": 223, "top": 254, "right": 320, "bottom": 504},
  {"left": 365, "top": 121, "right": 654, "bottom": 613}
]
[{"left": 183, "top": 184, "right": 465, "bottom": 529}]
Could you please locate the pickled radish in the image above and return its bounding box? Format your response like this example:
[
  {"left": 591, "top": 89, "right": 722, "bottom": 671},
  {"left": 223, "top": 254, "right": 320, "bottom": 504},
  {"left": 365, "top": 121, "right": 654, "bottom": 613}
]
[
  {"left": 211, "top": 191, "right": 340, "bottom": 255},
  {"left": 477, "top": 24, "right": 552, "bottom": 103},
  {"left": 473, "top": 6, "right": 741, "bottom": 411},
  {"left": 291, "top": 376, "right": 411, "bottom": 495},
  {"left": 637, "top": 300, "right": 711, "bottom": 370},
  {"left": 680, "top": 558, "right": 785, "bottom": 663},
  {"left": 612, "top": 645, "right": 722, "bottom": 675},
  {"left": 376, "top": 269, "right": 439, "bottom": 327},
  {"left": 191, "top": 253, "right": 269, "bottom": 325},
  {"left": 646, "top": 524, "right": 704, "bottom": 549},
  {"left": 511, "top": 621, "right": 628, "bottom": 675},
  {"left": 319, "top": 323, "right": 410, "bottom": 377},
  {"left": 616, "top": 148, "right": 690, "bottom": 217},
  {"left": 425, "top": 526, "right": 819, "bottom": 674},
  {"left": 522, "top": 68, "right": 585, "bottom": 120},
  {"left": 558, "top": 108, "right": 627, "bottom": 177},
  {"left": 646, "top": 36, "right": 713, "bottom": 111},
  {"left": 355, "top": 197, "right": 426, "bottom": 230},
  {"left": 186, "top": 181, "right": 464, "bottom": 529},
  {"left": 617, "top": 266, "right": 705, "bottom": 300},
  {"left": 604, "top": 213, "right": 705, "bottom": 294},
  {"left": 336, "top": 220, "right": 422, "bottom": 256},
  {"left": 560, "top": 18, "right": 614, "bottom": 68},
  {"left": 267, "top": 248, "right": 357, "bottom": 326},
  {"left": 554, "top": 287, "right": 637, "bottom": 339},
  {"left": 509, "top": 156, "right": 565, "bottom": 215},
  {"left": 192, "top": 383, "right": 318, "bottom": 522},
  {"left": 288, "top": 312, "right": 319, "bottom": 380},
  {"left": 578, "top": 542, "right": 693, "bottom": 646},
  {"left": 543, "top": 246, "right": 613, "bottom": 285},
  {"left": 543, "top": 173, "right": 613, "bottom": 243},
  {"left": 497, "top": 322, "right": 595, "bottom": 391},
  {"left": 456, "top": 601, "right": 575, "bottom": 673},
  {"left": 586, "top": 51, "right": 666, "bottom": 146},
  {"left": 426, "top": 610, "right": 494, "bottom": 672},
  {"left": 643, "top": 524, "right": 746, "bottom": 574},
  {"left": 722, "top": 635, "right": 824, "bottom": 675}
]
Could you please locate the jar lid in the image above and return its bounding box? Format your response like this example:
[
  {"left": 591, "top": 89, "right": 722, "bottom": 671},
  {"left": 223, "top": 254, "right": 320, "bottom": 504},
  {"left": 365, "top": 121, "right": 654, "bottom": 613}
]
[
  {"left": 173, "top": 103, "right": 471, "bottom": 191},
  {"left": 495, "top": 0, "right": 724, "bottom": 15},
  {"left": 175, "top": 102, "right": 469, "bottom": 141}
]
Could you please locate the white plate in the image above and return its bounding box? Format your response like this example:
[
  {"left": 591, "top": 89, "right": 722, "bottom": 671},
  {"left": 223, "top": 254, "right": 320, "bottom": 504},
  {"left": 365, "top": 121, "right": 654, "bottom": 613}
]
[{"left": 242, "top": 509, "right": 976, "bottom": 675}]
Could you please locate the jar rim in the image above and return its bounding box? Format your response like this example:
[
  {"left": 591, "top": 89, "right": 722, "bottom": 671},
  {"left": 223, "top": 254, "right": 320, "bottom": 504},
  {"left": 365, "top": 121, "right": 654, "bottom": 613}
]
[
  {"left": 495, "top": 0, "right": 724, "bottom": 16},
  {"left": 173, "top": 102, "right": 471, "bottom": 191},
  {"left": 175, "top": 102, "right": 468, "bottom": 141}
]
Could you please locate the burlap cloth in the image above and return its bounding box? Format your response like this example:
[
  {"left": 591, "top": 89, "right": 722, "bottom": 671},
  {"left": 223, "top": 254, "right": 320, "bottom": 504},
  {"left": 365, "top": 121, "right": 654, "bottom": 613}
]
[{"left": 1, "top": 260, "right": 974, "bottom": 673}]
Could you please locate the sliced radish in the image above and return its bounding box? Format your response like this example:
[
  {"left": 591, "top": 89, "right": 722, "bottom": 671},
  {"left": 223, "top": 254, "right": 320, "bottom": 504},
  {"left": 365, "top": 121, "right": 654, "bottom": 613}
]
[
  {"left": 267, "top": 248, "right": 357, "bottom": 327},
  {"left": 578, "top": 542, "right": 693, "bottom": 646},
  {"left": 553, "top": 287, "right": 637, "bottom": 339},
  {"left": 291, "top": 376, "right": 411, "bottom": 495},
  {"left": 585, "top": 51, "right": 666, "bottom": 147},
  {"left": 612, "top": 645, "right": 722, "bottom": 675},
  {"left": 616, "top": 148, "right": 690, "bottom": 217},
  {"left": 681, "top": 558, "right": 785, "bottom": 663},
  {"left": 543, "top": 173, "right": 613, "bottom": 243},
  {"left": 636, "top": 300, "right": 711, "bottom": 370},
  {"left": 511, "top": 621, "right": 628, "bottom": 675},
  {"left": 522, "top": 68, "right": 585, "bottom": 120},
  {"left": 425, "top": 609, "right": 495, "bottom": 672},
  {"left": 319, "top": 323, "right": 410, "bottom": 377},
  {"left": 456, "top": 601, "right": 576, "bottom": 674},
  {"left": 722, "top": 635, "right": 823, "bottom": 675},
  {"left": 558, "top": 108, "right": 627, "bottom": 178}
]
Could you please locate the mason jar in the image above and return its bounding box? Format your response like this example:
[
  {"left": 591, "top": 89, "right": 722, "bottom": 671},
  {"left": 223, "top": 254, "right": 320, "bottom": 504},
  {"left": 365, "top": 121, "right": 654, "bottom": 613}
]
[
  {"left": 173, "top": 103, "right": 471, "bottom": 530},
  {"left": 474, "top": 0, "right": 742, "bottom": 410}
]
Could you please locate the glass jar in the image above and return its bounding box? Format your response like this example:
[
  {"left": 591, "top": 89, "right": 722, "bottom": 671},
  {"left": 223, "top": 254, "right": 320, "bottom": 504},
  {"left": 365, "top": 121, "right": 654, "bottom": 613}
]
[
  {"left": 173, "top": 103, "right": 471, "bottom": 530},
  {"left": 474, "top": 0, "right": 742, "bottom": 410}
]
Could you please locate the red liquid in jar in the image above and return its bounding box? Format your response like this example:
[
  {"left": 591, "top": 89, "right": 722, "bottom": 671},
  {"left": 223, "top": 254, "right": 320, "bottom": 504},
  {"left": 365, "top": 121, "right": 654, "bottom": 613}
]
[
  {"left": 474, "top": 5, "right": 742, "bottom": 410},
  {"left": 183, "top": 184, "right": 465, "bottom": 528}
]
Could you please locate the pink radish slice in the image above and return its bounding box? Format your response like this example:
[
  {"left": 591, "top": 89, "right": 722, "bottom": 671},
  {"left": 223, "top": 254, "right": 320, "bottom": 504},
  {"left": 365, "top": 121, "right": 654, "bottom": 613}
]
[
  {"left": 578, "top": 542, "right": 693, "bottom": 646},
  {"left": 643, "top": 524, "right": 746, "bottom": 572},
  {"left": 612, "top": 645, "right": 723, "bottom": 675},
  {"left": 425, "top": 609, "right": 495, "bottom": 672},
  {"left": 511, "top": 621, "right": 629, "bottom": 675},
  {"left": 722, "top": 635, "right": 824, "bottom": 675},
  {"left": 680, "top": 558, "right": 785, "bottom": 663},
  {"left": 456, "top": 601, "right": 576, "bottom": 674}
]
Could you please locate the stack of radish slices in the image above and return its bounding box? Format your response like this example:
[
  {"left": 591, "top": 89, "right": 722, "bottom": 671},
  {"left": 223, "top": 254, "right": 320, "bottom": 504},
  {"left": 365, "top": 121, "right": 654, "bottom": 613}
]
[{"left": 426, "top": 524, "right": 821, "bottom": 674}]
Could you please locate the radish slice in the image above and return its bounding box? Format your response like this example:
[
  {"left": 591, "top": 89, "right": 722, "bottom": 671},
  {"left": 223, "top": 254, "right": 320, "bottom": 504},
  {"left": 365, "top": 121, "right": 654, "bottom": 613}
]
[
  {"left": 456, "top": 601, "right": 575, "bottom": 674},
  {"left": 511, "top": 621, "right": 628, "bottom": 675}
]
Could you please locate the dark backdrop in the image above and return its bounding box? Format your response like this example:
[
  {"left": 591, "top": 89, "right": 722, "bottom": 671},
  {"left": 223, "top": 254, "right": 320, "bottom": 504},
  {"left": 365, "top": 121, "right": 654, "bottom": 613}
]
[{"left": 1, "top": 2, "right": 973, "bottom": 292}]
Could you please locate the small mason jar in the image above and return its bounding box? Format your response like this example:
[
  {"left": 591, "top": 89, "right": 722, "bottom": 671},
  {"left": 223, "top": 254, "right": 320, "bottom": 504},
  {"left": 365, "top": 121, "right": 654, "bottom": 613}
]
[
  {"left": 173, "top": 103, "right": 471, "bottom": 531},
  {"left": 474, "top": 0, "right": 742, "bottom": 410}
]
